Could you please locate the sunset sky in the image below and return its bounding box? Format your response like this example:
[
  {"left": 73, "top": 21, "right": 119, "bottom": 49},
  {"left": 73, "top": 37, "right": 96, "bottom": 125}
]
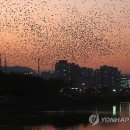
[{"left": 0, "top": 0, "right": 130, "bottom": 73}]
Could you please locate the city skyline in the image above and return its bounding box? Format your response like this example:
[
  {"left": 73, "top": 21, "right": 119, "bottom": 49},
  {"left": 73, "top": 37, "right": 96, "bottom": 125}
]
[
  {"left": 0, "top": 57, "right": 129, "bottom": 76},
  {"left": 0, "top": 0, "right": 130, "bottom": 73}
]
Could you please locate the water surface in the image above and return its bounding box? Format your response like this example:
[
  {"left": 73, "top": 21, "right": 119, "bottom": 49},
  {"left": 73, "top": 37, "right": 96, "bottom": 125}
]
[{"left": 0, "top": 102, "right": 130, "bottom": 130}]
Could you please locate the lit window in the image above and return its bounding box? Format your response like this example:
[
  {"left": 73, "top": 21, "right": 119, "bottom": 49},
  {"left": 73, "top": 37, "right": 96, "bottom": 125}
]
[
  {"left": 82, "top": 83, "right": 85, "bottom": 86},
  {"left": 113, "top": 89, "right": 116, "bottom": 92}
]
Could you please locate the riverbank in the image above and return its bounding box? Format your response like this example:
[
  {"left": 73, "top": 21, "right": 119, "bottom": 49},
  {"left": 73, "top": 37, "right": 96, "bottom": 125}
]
[{"left": 0, "top": 72, "right": 130, "bottom": 110}]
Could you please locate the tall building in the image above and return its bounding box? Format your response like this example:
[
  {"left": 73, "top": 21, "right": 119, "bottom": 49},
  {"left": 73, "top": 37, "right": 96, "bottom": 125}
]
[
  {"left": 55, "top": 61, "right": 121, "bottom": 90},
  {"left": 55, "top": 60, "right": 70, "bottom": 82},
  {"left": 79, "top": 67, "right": 93, "bottom": 87},
  {"left": 99, "top": 65, "right": 121, "bottom": 89},
  {"left": 128, "top": 79, "right": 130, "bottom": 88},
  {"left": 55, "top": 60, "right": 80, "bottom": 85},
  {"left": 93, "top": 69, "right": 101, "bottom": 88},
  {"left": 121, "top": 75, "right": 129, "bottom": 88},
  {"left": 55, "top": 60, "right": 93, "bottom": 88}
]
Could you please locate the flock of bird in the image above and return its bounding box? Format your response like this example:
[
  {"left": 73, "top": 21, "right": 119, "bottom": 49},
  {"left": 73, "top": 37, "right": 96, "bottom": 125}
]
[{"left": 0, "top": 0, "right": 130, "bottom": 72}]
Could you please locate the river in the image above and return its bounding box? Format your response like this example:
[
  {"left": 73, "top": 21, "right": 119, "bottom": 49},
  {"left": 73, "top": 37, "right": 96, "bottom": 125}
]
[{"left": 0, "top": 102, "right": 130, "bottom": 130}]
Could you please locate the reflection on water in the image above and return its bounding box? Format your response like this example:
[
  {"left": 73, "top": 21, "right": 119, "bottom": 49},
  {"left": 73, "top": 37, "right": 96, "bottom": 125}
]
[
  {"left": 23, "top": 123, "right": 130, "bottom": 130},
  {"left": 112, "top": 105, "right": 117, "bottom": 116},
  {"left": 0, "top": 102, "right": 130, "bottom": 130},
  {"left": 119, "top": 102, "right": 130, "bottom": 117}
]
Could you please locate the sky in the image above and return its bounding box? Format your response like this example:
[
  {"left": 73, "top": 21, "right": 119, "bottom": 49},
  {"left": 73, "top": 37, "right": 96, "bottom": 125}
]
[{"left": 0, "top": 0, "right": 130, "bottom": 73}]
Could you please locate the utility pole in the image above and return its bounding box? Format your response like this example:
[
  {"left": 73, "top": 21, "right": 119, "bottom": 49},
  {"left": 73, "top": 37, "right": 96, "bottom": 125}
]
[
  {"left": 0, "top": 54, "right": 1, "bottom": 67},
  {"left": 4, "top": 55, "right": 7, "bottom": 73},
  {"left": 0, "top": 53, "right": 2, "bottom": 71},
  {"left": 38, "top": 58, "right": 40, "bottom": 76}
]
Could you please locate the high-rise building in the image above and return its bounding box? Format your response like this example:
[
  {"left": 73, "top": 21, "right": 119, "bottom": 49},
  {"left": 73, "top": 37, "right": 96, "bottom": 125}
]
[
  {"left": 79, "top": 67, "right": 93, "bottom": 87},
  {"left": 55, "top": 60, "right": 80, "bottom": 85},
  {"left": 55, "top": 61, "right": 121, "bottom": 90},
  {"left": 55, "top": 60, "right": 70, "bottom": 82},
  {"left": 55, "top": 60, "right": 93, "bottom": 88},
  {"left": 121, "top": 75, "right": 129, "bottom": 88},
  {"left": 99, "top": 65, "right": 121, "bottom": 89},
  {"left": 93, "top": 69, "right": 101, "bottom": 88}
]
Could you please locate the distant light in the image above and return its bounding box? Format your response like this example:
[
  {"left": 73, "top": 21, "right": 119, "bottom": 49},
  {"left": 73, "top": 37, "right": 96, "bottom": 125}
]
[
  {"left": 113, "top": 105, "right": 117, "bottom": 116},
  {"left": 71, "top": 88, "right": 78, "bottom": 90},
  {"left": 121, "top": 77, "right": 127, "bottom": 79},
  {"left": 113, "top": 89, "right": 116, "bottom": 92},
  {"left": 82, "top": 83, "right": 85, "bottom": 86}
]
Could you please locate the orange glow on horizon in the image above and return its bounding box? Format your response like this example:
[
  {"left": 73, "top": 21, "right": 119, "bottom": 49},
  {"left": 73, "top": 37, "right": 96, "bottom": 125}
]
[{"left": 0, "top": 0, "right": 130, "bottom": 73}]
